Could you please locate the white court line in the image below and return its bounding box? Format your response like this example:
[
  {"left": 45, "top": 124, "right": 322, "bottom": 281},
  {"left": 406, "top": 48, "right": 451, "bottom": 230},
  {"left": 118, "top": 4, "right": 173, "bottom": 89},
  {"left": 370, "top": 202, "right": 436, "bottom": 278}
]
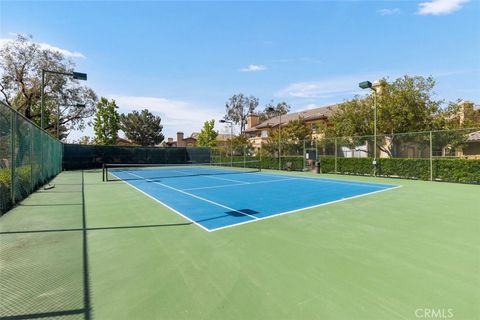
[
  {"left": 254, "top": 172, "right": 397, "bottom": 189},
  {"left": 109, "top": 171, "right": 211, "bottom": 232},
  {"left": 110, "top": 170, "right": 402, "bottom": 232},
  {"left": 183, "top": 177, "right": 299, "bottom": 191},
  {"left": 209, "top": 185, "right": 403, "bottom": 232},
  {"left": 124, "top": 171, "right": 259, "bottom": 220}
]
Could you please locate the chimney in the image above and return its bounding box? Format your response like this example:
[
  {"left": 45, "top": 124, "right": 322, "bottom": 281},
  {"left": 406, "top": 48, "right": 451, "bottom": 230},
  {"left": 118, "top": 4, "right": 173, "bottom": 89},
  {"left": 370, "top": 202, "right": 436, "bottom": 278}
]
[
  {"left": 458, "top": 100, "right": 473, "bottom": 125},
  {"left": 176, "top": 132, "right": 185, "bottom": 147},
  {"left": 247, "top": 113, "right": 259, "bottom": 129}
]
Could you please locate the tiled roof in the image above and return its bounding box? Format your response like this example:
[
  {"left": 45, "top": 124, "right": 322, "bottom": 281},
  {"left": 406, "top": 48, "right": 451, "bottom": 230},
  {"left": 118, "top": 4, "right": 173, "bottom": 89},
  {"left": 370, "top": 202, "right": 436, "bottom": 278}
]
[
  {"left": 245, "top": 104, "right": 338, "bottom": 132},
  {"left": 467, "top": 130, "right": 480, "bottom": 142}
]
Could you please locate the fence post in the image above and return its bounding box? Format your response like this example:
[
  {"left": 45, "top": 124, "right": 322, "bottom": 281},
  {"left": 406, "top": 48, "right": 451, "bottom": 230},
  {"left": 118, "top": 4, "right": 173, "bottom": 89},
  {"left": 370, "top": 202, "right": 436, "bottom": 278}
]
[
  {"left": 303, "top": 140, "right": 306, "bottom": 170},
  {"left": 430, "top": 131, "right": 433, "bottom": 181},
  {"left": 334, "top": 138, "right": 338, "bottom": 173},
  {"left": 30, "top": 125, "right": 34, "bottom": 192},
  {"left": 10, "top": 112, "right": 16, "bottom": 205},
  {"left": 243, "top": 145, "right": 246, "bottom": 167}
]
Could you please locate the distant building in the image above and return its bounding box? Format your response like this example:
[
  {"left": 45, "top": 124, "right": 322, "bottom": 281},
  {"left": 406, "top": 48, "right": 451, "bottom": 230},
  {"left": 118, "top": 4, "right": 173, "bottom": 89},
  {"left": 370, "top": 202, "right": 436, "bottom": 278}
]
[
  {"left": 115, "top": 137, "right": 136, "bottom": 146},
  {"left": 244, "top": 104, "right": 339, "bottom": 149},
  {"left": 164, "top": 131, "right": 234, "bottom": 147}
]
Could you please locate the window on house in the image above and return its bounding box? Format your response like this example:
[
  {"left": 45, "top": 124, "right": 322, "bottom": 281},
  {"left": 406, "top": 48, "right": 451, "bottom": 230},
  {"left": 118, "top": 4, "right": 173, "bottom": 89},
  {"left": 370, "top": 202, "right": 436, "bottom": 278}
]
[{"left": 261, "top": 130, "right": 268, "bottom": 138}]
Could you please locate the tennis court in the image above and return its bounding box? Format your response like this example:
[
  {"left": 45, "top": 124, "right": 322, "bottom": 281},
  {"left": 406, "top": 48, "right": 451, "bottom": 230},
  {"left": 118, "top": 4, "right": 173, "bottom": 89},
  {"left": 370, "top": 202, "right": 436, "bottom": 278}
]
[
  {"left": 104, "top": 161, "right": 399, "bottom": 231},
  {"left": 1, "top": 169, "right": 479, "bottom": 320}
]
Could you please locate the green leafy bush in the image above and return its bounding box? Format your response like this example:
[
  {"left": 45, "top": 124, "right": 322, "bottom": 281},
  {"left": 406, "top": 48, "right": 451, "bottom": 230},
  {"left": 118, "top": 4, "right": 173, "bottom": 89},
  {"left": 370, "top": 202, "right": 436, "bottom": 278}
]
[{"left": 315, "top": 157, "right": 479, "bottom": 184}]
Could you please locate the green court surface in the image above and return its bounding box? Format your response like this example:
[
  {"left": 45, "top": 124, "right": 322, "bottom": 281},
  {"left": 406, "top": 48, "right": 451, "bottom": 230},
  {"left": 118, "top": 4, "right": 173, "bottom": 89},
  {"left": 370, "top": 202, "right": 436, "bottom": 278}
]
[{"left": 0, "top": 170, "right": 479, "bottom": 320}]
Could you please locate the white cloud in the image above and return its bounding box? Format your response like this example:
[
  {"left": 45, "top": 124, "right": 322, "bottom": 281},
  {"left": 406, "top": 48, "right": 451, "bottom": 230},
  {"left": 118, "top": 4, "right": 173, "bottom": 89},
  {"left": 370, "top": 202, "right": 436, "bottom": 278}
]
[
  {"left": 0, "top": 37, "right": 85, "bottom": 58},
  {"left": 110, "top": 95, "right": 223, "bottom": 139},
  {"left": 417, "top": 0, "right": 469, "bottom": 15},
  {"left": 277, "top": 74, "right": 381, "bottom": 99},
  {"left": 378, "top": 8, "right": 401, "bottom": 16},
  {"left": 239, "top": 64, "right": 267, "bottom": 72}
]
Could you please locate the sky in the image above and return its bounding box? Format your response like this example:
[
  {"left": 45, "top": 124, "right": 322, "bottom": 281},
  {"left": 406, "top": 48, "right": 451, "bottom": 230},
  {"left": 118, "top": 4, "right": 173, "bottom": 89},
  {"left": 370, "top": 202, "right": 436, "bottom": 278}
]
[{"left": 1, "top": 0, "right": 479, "bottom": 141}]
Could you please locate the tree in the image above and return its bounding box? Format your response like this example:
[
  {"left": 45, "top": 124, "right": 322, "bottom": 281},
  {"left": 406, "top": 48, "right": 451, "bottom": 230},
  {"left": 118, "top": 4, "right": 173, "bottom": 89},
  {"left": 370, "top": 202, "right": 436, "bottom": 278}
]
[
  {"left": 263, "top": 119, "right": 311, "bottom": 156},
  {"left": 75, "top": 135, "right": 93, "bottom": 145},
  {"left": 224, "top": 93, "right": 259, "bottom": 133},
  {"left": 440, "top": 100, "right": 480, "bottom": 129},
  {"left": 119, "top": 109, "right": 164, "bottom": 146},
  {"left": 326, "top": 75, "right": 444, "bottom": 157},
  {"left": 93, "top": 97, "right": 120, "bottom": 145},
  {"left": 228, "top": 134, "right": 254, "bottom": 156},
  {"left": 197, "top": 119, "right": 218, "bottom": 147},
  {"left": 0, "top": 34, "right": 97, "bottom": 137},
  {"left": 259, "top": 101, "right": 291, "bottom": 122}
]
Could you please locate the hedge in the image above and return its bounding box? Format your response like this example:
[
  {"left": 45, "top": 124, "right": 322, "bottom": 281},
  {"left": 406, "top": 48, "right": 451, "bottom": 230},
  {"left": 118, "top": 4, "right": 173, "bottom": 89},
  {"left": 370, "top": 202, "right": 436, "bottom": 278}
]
[
  {"left": 213, "top": 156, "right": 480, "bottom": 184},
  {"left": 0, "top": 165, "right": 42, "bottom": 214},
  {"left": 317, "top": 157, "right": 479, "bottom": 184}
]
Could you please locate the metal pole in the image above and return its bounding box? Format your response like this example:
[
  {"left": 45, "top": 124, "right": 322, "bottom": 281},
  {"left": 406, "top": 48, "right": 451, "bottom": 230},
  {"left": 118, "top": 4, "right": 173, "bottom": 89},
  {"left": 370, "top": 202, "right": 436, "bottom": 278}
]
[
  {"left": 243, "top": 145, "right": 246, "bottom": 168},
  {"left": 303, "top": 140, "right": 306, "bottom": 171},
  {"left": 40, "top": 70, "right": 45, "bottom": 182},
  {"left": 334, "top": 138, "right": 338, "bottom": 173},
  {"left": 230, "top": 123, "right": 233, "bottom": 166},
  {"left": 41, "top": 70, "right": 45, "bottom": 130},
  {"left": 30, "top": 124, "right": 34, "bottom": 191},
  {"left": 278, "top": 113, "right": 281, "bottom": 170},
  {"left": 430, "top": 131, "right": 433, "bottom": 181},
  {"left": 373, "top": 90, "right": 377, "bottom": 177},
  {"left": 57, "top": 104, "right": 60, "bottom": 139},
  {"left": 10, "top": 111, "right": 16, "bottom": 205}
]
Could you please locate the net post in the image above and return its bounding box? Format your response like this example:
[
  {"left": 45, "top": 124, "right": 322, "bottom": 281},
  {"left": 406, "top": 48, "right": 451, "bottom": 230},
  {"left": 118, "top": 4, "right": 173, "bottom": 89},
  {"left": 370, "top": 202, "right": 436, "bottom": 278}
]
[{"left": 102, "top": 163, "right": 105, "bottom": 182}]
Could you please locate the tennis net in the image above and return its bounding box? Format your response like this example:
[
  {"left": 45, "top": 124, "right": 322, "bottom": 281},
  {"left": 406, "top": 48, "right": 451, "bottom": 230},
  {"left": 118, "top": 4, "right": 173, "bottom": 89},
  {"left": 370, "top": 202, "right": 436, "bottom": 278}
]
[{"left": 103, "top": 160, "right": 261, "bottom": 182}]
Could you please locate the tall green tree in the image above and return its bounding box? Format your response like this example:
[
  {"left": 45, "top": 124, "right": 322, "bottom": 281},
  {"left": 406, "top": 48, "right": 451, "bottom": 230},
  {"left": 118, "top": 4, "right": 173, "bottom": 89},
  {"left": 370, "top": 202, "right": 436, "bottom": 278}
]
[
  {"left": 197, "top": 119, "right": 218, "bottom": 147},
  {"left": 228, "top": 134, "right": 254, "bottom": 156},
  {"left": 440, "top": 100, "right": 480, "bottom": 129},
  {"left": 263, "top": 119, "right": 311, "bottom": 156},
  {"left": 120, "top": 109, "right": 164, "bottom": 146},
  {"left": 224, "top": 93, "right": 259, "bottom": 133},
  {"left": 0, "top": 34, "right": 97, "bottom": 137},
  {"left": 93, "top": 97, "right": 120, "bottom": 145},
  {"left": 259, "top": 101, "right": 291, "bottom": 121},
  {"left": 326, "top": 75, "right": 444, "bottom": 157},
  {"left": 75, "top": 135, "right": 93, "bottom": 145}
]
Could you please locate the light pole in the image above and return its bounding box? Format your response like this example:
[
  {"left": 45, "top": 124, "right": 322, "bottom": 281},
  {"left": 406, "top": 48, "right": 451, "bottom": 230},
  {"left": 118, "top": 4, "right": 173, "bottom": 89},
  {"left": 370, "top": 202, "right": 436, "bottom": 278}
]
[
  {"left": 41, "top": 70, "right": 87, "bottom": 130},
  {"left": 359, "top": 80, "right": 381, "bottom": 175},
  {"left": 219, "top": 119, "right": 233, "bottom": 166},
  {"left": 267, "top": 107, "right": 282, "bottom": 170},
  {"left": 57, "top": 103, "right": 86, "bottom": 139},
  {"left": 40, "top": 69, "right": 86, "bottom": 183}
]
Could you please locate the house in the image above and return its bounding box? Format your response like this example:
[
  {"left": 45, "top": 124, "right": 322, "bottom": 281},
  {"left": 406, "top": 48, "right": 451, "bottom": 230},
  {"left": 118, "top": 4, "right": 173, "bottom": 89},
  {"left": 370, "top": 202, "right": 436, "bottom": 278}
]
[
  {"left": 115, "top": 137, "right": 136, "bottom": 146},
  {"left": 460, "top": 130, "right": 480, "bottom": 158},
  {"left": 164, "top": 131, "right": 235, "bottom": 147},
  {"left": 163, "top": 132, "right": 198, "bottom": 147},
  {"left": 244, "top": 104, "right": 339, "bottom": 149}
]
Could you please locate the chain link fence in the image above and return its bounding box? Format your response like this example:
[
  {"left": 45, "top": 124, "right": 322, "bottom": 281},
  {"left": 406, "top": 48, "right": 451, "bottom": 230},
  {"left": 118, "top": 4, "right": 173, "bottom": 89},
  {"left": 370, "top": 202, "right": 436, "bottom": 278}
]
[
  {"left": 0, "top": 101, "right": 63, "bottom": 214},
  {"left": 216, "top": 128, "right": 480, "bottom": 184}
]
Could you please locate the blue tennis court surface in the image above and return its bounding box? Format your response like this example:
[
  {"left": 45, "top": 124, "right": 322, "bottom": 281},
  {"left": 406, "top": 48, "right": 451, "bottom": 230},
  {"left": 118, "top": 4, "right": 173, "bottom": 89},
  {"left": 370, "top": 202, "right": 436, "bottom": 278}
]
[{"left": 109, "top": 167, "right": 399, "bottom": 231}]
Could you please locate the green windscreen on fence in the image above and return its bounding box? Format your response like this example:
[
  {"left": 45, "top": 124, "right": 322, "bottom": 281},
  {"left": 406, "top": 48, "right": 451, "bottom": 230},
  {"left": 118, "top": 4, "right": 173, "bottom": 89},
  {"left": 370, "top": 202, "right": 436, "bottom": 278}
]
[
  {"left": 0, "top": 101, "right": 63, "bottom": 214},
  {"left": 63, "top": 144, "right": 211, "bottom": 170}
]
